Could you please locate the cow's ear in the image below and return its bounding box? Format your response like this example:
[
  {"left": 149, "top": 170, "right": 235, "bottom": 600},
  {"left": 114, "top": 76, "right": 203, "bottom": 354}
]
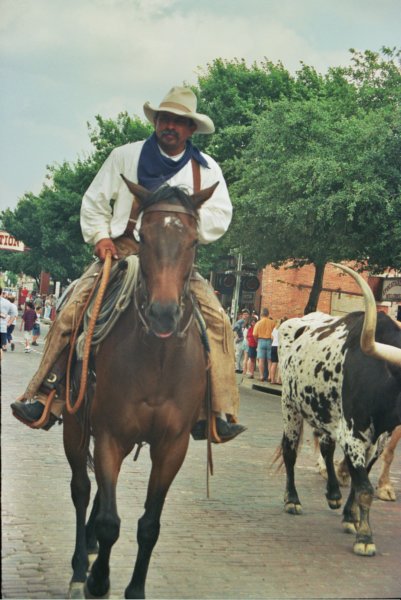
[
  {"left": 191, "top": 182, "right": 219, "bottom": 210},
  {"left": 120, "top": 175, "right": 150, "bottom": 207}
]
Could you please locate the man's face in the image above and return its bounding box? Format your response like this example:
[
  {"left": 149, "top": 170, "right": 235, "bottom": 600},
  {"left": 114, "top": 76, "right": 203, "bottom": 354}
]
[{"left": 155, "top": 111, "right": 197, "bottom": 156}]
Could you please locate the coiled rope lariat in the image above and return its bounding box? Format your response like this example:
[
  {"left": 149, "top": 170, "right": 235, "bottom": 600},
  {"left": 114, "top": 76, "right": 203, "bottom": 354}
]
[{"left": 65, "top": 250, "right": 113, "bottom": 415}]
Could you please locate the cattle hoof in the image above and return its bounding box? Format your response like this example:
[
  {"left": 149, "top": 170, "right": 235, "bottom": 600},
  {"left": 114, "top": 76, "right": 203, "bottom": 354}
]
[
  {"left": 69, "top": 582, "right": 86, "bottom": 599},
  {"left": 327, "top": 498, "right": 342, "bottom": 510},
  {"left": 353, "top": 542, "right": 376, "bottom": 556},
  {"left": 376, "top": 484, "right": 396, "bottom": 502},
  {"left": 285, "top": 502, "right": 302, "bottom": 515},
  {"left": 342, "top": 521, "right": 357, "bottom": 534}
]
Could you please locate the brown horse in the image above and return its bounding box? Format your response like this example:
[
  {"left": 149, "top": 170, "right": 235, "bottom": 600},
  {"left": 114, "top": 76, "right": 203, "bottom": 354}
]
[{"left": 64, "top": 179, "right": 218, "bottom": 599}]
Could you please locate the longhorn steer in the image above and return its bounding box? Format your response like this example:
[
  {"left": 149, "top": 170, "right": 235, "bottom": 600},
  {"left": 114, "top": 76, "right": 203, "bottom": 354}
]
[{"left": 278, "top": 263, "right": 401, "bottom": 556}]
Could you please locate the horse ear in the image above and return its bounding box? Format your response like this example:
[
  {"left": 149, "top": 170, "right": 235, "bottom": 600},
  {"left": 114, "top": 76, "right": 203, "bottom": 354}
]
[
  {"left": 191, "top": 181, "right": 219, "bottom": 210},
  {"left": 120, "top": 174, "right": 151, "bottom": 205}
]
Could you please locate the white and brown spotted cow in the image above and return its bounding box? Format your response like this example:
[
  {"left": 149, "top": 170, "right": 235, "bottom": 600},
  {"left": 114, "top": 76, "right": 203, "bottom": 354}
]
[{"left": 278, "top": 263, "right": 401, "bottom": 557}]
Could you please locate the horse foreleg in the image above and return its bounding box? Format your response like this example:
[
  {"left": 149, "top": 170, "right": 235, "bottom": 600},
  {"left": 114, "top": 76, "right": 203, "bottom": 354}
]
[
  {"left": 85, "top": 435, "right": 124, "bottom": 599},
  {"left": 125, "top": 434, "right": 190, "bottom": 600},
  {"left": 86, "top": 491, "right": 100, "bottom": 565},
  {"left": 63, "top": 413, "right": 92, "bottom": 593}
]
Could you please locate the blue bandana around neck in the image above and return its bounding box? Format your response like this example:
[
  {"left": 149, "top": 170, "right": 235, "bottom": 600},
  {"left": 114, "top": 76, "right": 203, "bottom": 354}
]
[{"left": 137, "top": 132, "right": 209, "bottom": 191}]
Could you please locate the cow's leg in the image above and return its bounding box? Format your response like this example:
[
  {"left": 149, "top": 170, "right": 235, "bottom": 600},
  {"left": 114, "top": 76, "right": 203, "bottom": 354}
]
[
  {"left": 342, "top": 450, "right": 377, "bottom": 535},
  {"left": 345, "top": 459, "right": 376, "bottom": 556},
  {"left": 282, "top": 411, "right": 303, "bottom": 514},
  {"left": 377, "top": 426, "right": 401, "bottom": 501},
  {"left": 125, "top": 433, "right": 190, "bottom": 599},
  {"left": 342, "top": 486, "right": 360, "bottom": 535},
  {"left": 335, "top": 456, "right": 351, "bottom": 487},
  {"left": 319, "top": 435, "right": 342, "bottom": 509},
  {"left": 85, "top": 434, "right": 124, "bottom": 598}
]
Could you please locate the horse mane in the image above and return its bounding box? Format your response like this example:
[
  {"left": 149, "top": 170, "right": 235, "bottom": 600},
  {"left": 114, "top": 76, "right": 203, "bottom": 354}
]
[{"left": 142, "top": 185, "right": 197, "bottom": 215}]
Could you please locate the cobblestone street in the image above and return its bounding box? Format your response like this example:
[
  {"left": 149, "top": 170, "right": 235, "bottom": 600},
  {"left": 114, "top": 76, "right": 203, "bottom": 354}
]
[{"left": 2, "top": 325, "right": 401, "bottom": 599}]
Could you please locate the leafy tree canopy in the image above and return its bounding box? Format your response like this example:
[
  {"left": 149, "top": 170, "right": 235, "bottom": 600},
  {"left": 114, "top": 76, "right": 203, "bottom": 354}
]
[
  {"left": 1, "top": 114, "right": 152, "bottom": 284},
  {"left": 227, "top": 47, "right": 401, "bottom": 311},
  {"left": 232, "top": 99, "right": 401, "bottom": 268}
]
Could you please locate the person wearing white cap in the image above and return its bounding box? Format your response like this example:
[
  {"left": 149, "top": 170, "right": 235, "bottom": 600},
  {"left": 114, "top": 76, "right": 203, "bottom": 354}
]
[{"left": 11, "top": 86, "right": 246, "bottom": 442}]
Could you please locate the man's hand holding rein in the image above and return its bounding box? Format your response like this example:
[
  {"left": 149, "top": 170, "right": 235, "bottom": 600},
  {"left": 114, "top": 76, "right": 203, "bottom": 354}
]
[{"left": 95, "top": 238, "right": 119, "bottom": 261}]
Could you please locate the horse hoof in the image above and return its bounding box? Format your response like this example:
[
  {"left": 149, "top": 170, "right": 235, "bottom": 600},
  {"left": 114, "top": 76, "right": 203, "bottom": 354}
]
[
  {"left": 84, "top": 581, "right": 110, "bottom": 599},
  {"left": 376, "top": 484, "right": 396, "bottom": 502},
  {"left": 285, "top": 502, "right": 302, "bottom": 515},
  {"left": 68, "top": 581, "right": 85, "bottom": 599},
  {"left": 342, "top": 521, "right": 357, "bottom": 534},
  {"left": 353, "top": 542, "right": 376, "bottom": 556},
  {"left": 327, "top": 498, "right": 342, "bottom": 510}
]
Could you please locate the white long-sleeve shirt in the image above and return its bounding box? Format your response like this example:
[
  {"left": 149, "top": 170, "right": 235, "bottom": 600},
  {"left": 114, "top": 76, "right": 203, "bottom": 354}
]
[{"left": 80, "top": 141, "right": 232, "bottom": 246}]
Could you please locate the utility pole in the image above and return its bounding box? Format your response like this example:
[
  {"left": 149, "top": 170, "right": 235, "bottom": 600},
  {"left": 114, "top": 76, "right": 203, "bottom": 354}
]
[{"left": 230, "top": 252, "right": 242, "bottom": 322}]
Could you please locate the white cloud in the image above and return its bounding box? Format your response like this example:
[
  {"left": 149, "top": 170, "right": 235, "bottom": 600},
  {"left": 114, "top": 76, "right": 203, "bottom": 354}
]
[{"left": 1, "top": 0, "right": 400, "bottom": 210}]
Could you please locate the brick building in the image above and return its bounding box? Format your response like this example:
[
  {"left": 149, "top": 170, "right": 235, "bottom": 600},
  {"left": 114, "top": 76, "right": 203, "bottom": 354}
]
[{"left": 257, "top": 262, "right": 401, "bottom": 321}]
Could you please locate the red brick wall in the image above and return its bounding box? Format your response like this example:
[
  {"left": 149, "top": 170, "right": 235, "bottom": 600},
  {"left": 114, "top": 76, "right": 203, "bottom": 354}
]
[{"left": 258, "top": 262, "right": 374, "bottom": 319}]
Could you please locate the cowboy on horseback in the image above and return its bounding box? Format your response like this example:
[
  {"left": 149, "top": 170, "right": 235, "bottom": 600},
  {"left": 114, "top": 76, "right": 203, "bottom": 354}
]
[{"left": 11, "top": 86, "right": 246, "bottom": 443}]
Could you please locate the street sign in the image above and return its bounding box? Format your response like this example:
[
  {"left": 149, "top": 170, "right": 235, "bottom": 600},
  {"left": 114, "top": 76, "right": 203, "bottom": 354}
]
[{"left": 0, "top": 231, "right": 25, "bottom": 252}]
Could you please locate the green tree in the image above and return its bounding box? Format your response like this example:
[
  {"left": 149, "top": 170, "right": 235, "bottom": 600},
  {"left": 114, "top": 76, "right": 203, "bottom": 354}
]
[
  {"left": 232, "top": 95, "right": 401, "bottom": 312},
  {"left": 87, "top": 113, "right": 152, "bottom": 167},
  {"left": 193, "top": 49, "right": 401, "bottom": 297},
  {"left": 193, "top": 58, "right": 296, "bottom": 273},
  {"left": 195, "top": 57, "right": 294, "bottom": 174},
  {"left": 1, "top": 114, "right": 152, "bottom": 284}
]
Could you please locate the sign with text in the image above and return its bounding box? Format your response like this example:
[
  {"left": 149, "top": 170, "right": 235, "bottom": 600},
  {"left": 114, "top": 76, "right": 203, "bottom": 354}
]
[
  {"left": 0, "top": 231, "right": 25, "bottom": 252},
  {"left": 382, "top": 278, "right": 401, "bottom": 302}
]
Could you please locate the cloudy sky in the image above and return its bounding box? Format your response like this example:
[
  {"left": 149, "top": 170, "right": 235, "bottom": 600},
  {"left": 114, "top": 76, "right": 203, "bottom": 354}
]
[{"left": 1, "top": 0, "right": 400, "bottom": 211}]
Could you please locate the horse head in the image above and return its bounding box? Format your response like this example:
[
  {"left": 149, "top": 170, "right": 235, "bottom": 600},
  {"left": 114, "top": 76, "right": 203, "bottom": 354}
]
[{"left": 121, "top": 175, "right": 218, "bottom": 338}]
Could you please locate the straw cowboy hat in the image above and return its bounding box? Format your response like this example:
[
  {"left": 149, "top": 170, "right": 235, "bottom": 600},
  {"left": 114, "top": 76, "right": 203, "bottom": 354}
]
[{"left": 143, "top": 86, "right": 215, "bottom": 134}]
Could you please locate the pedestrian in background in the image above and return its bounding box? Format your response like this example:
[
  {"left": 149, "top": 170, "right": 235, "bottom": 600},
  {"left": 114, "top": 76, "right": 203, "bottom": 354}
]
[
  {"left": 245, "top": 316, "right": 258, "bottom": 378},
  {"left": 32, "top": 308, "right": 41, "bottom": 346},
  {"left": 6, "top": 295, "right": 18, "bottom": 351},
  {"left": 34, "top": 294, "right": 43, "bottom": 316},
  {"left": 44, "top": 295, "right": 53, "bottom": 320},
  {"left": 270, "top": 317, "right": 287, "bottom": 384},
  {"left": 20, "top": 301, "right": 36, "bottom": 353},
  {"left": 253, "top": 307, "right": 275, "bottom": 381},
  {"left": 1, "top": 288, "right": 15, "bottom": 353},
  {"left": 242, "top": 317, "right": 251, "bottom": 376},
  {"left": 233, "top": 308, "right": 250, "bottom": 373}
]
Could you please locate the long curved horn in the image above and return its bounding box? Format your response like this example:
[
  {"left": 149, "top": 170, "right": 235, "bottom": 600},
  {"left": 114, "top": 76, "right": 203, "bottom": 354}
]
[{"left": 331, "top": 263, "right": 401, "bottom": 366}]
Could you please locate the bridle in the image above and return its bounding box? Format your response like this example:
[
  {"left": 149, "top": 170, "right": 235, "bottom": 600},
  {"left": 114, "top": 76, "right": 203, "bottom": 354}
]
[{"left": 134, "top": 202, "right": 198, "bottom": 338}]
